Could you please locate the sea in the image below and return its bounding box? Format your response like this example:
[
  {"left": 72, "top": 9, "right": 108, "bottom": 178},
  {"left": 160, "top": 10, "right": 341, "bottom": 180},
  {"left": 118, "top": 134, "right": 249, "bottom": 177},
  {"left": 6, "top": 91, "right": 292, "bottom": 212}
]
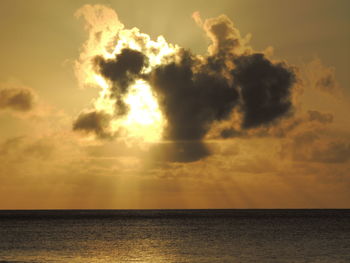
[{"left": 0, "top": 209, "right": 349, "bottom": 263}]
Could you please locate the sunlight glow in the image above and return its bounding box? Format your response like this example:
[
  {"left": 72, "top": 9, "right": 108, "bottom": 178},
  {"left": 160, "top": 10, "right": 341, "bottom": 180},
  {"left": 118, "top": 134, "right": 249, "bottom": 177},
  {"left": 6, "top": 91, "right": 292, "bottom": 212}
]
[
  {"left": 122, "top": 79, "right": 165, "bottom": 142},
  {"left": 81, "top": 26, "right": 178, "bottom": 142}
]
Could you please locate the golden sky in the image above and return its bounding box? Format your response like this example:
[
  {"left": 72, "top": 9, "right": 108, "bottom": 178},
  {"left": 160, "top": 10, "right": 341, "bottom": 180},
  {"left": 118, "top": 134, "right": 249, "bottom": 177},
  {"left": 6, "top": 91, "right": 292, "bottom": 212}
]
[{"left": 0, "top": 0, "right": 349, "bottom": 209}]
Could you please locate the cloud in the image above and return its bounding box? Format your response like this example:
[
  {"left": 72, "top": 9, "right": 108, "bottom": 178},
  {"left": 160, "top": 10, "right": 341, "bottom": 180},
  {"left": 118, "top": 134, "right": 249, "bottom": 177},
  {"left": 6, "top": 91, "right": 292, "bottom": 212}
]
[
  {"left": 304, "top": 58, "right": 341, "bottom": 97},
  {"left": 202, "top": 14, "right": 251, "bottom": 56},
  {"left": 74, "top": 4, "right": 124, "bottom": 89},
  {"left": 151, "top": 49, "right": 239, "bottom": 141},
  {"left": 150, "top": 17, "right": 295, "bottom": 142},
  {"left": 73, "top": 110, "right": 113, "bottom": 139},
  {"left": 209, "top": 108, "right": 334, "bottom": 140},
  {"left": 94, "top": 48, "right": 149, "bottom": 116},
  {"left": 307, "top": 110, "right": 333, "bottom": 124},
  {"left": 0, "top": 136, "right": 25, "bottom": 155},
  {"left": 310, "top": 141, "right": 350, "bottom": 163},
  {"left": 0, "top": 136, "right": 55, "bottom": 162},
  {"left": 74, "top": 6, "right": 350, "bottom": 167},
  {"left": 95, "top": 48, "right": 148, "bottom": 85},
  {"left": 232, "top": 53, "right": 295, "bottom": 128},
  {"left": 74, "top": 6, "right": 297, "bottom": 147},
  {"left": 281, "top": 130, "right": 350, "bottom": 164},
  {"left": 0, "top": 84, "right": 35, "bottom": 112}
]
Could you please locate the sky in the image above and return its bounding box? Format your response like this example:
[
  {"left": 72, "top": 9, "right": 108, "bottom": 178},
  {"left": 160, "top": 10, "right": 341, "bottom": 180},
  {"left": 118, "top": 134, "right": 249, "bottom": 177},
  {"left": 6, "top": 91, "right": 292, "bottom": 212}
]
[{"left": 0, "top": 0, "right": 349, "bottom": 209}]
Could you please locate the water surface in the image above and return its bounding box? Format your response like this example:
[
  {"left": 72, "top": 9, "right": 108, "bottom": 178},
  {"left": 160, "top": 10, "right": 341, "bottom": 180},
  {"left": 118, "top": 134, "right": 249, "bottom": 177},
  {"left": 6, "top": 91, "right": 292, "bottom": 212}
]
[{"left": 0, "top": 209, "right": 349, "bottom": 262}]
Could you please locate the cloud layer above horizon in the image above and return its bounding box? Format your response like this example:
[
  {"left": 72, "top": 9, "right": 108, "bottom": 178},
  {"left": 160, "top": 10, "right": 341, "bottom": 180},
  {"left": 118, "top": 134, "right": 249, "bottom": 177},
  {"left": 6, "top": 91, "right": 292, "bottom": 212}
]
[{"left": 73, "top": 7, "right": 296, "bottom": 144}]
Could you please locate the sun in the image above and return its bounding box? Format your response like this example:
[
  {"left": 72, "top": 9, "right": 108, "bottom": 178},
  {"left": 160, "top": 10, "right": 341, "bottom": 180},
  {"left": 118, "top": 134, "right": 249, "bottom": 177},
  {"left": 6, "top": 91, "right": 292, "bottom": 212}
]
[{"left": 119, "top": 79, "right": 166, "bottom": 142}]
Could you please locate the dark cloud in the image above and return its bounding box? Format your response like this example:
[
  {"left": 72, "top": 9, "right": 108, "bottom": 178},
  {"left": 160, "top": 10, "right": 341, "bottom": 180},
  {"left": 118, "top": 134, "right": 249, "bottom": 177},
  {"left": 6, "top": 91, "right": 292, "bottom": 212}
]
[
  {"left": 95, "top": 48, "right": 147, "bottom": 88},
  {"left": 151, "top": 51, "right": 295, "bottom": 142},
  {"left": 232, "top": 53, "right": 295, "bottom": 128},
  {"left": 94, "top": 48, "right": 148, "bottom": 115},
  {"left": 73, "top": 111, "right": 112, "bottom": 139},
  {"left": 151, "top": 50, "right": 239, "bottom": 141},
  {"left": 148, "top": 13, "right": 295, "bottom": 143},
  {"left": 74, "top": 13, "right": 298, "bottom": 162},
  {"left": 0, "top": 87, "right": 35, "bottom": 112}
]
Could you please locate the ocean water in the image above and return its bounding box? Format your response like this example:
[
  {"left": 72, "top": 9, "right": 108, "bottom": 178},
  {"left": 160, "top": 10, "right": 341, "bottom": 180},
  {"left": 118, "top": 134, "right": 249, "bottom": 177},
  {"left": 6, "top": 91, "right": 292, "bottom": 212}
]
[{"left": 0, "top": 210, "right": 349, "bottom": 263}]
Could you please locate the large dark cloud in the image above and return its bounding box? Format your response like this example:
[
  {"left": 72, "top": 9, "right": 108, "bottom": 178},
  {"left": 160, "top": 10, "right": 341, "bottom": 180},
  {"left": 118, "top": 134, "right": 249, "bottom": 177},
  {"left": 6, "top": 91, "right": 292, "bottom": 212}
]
[
  {"left": 94, "top": 48, "right": 148, "bottom": 115},
  {"left": 151, "top": 51, "right": 295, "bottom": 140},
  {"left": 148, "top": 48, "right": 295, "bottom": 161},
  {"left": 151, "top": 50, "right": 239, "bottom": 141},
  {"left": 0, "top": 87, "right": 35, "bottom": 112},
  {"left": 74, "top": 13, "right": 297, "bottom": 162}
]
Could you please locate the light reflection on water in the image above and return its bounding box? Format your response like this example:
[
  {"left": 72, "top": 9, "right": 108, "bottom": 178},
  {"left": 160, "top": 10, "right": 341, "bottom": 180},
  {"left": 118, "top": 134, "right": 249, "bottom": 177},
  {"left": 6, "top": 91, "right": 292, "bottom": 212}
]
[{"left": 0, "top": 210, "right": 349, "bottom": 263}]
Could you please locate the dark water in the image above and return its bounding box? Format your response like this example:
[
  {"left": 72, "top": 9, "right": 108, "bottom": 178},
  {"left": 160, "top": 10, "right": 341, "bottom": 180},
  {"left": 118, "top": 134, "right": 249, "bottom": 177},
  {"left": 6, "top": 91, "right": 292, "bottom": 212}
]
[{"left": 0, "top": 210, "right": 349, "bottom": 263}]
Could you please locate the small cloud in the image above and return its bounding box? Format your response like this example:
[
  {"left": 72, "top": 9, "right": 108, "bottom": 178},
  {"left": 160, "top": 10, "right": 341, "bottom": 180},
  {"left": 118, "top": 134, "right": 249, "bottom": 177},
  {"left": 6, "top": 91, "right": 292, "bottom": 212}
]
[
  {"left": 310, "top": 141, "right": 350, "bottom": 163},
  {"left": 0, "top": 136, "right": 54, "bottom": 160},
  {"left": 0, "top": 136, "right": 25, "bottom": 155},
  {"left": 0, "top": 82, "right": 36, "bottom": 112},
  {"left": 282, "top": 131, "right": 350, "bottom": 164},
  {"left": 304, "top": 58, "right": 341, "bottom": 97},
  {"left": 73, "top": 110, "right": 113, "bottom": 139},
  {"left": 307, "top": 110, "right": 333, "bottom": 124},
  {"left": 192, "top": 11, "right": 203, "bottom": 27}
]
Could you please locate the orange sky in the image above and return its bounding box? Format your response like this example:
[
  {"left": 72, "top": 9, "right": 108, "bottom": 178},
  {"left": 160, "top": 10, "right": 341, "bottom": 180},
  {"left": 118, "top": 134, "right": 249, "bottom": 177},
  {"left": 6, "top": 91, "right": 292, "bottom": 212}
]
[{"left": 0, "top": 0, "right": 349, "bottom": 209}]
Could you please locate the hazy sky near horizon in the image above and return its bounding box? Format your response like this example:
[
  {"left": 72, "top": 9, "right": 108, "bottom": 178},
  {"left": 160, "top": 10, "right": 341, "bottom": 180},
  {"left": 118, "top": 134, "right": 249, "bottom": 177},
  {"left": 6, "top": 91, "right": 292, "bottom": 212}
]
[{"left": 0, "top": 0, "right": 349, "bottom": 209}]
